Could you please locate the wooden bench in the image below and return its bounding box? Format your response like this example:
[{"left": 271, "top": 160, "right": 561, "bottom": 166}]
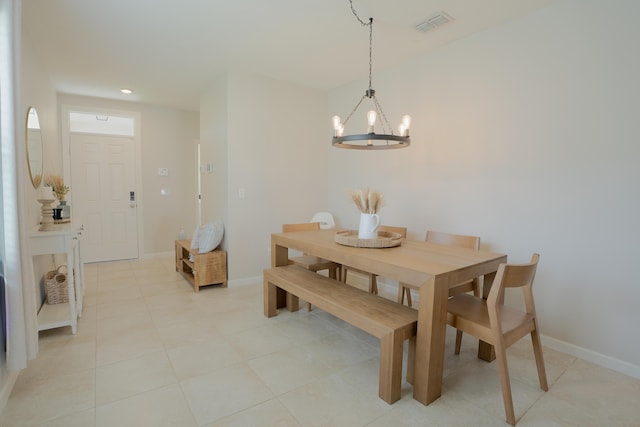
[
  {"left": 175, "top": 240, "right": 227, "bottom": 292},
  {"left": 263, "top": 265, "right": 418, "bottom": 404}
]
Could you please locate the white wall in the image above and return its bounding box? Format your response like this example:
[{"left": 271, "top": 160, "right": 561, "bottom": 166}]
[
  {"left": 57, "top": 94, "right": 199, "bottom": 256},
  {"left": 328, "top": 0, "right": 640, "bottom": 375},
  {"left": 21, "top": 33, "right": 58, "bottom": 227},
  {"left": 200, "top": 71, "right": 328, "bottom": 280},
  {"left": 200, "top": 74, "right": 229, "bottom": 231},
  {"left": 20, "top": 33, "right": 63, "bottom": 310}
]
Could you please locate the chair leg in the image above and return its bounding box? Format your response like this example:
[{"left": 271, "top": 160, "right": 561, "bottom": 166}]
[
  {"left": 329, "top": 265, "right": 338, "bottom": 280},
  {"left": 369, "top": 274, "right": 378, "bottom": 295},
  {"left": 341, "top": 267, "right": 348, "bottom": 283},
  {"left": 397, "top": 284, "right": 405, "bottom": 304},
  {"left": 405, "top": 287, "right": 412, "bottom": 307},
  {"left": 306, "top": 302, "right": 312, "bottom": 311},
  {"left": 494, "top": 341, "right": 516, "bottom": 426},
  {"left": 530, "top": 328, "right": 549, "bottom": 391},
  {"left": 472, "top": 277, "right": 481, "bottom": 297},
  {"left": 455, "top": 330, "right": 463, "bottom": 355}
]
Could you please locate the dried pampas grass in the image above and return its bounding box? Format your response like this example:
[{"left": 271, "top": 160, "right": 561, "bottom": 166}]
[
  {"left": 350, "top": 188, "right": 383, "bottom": 214},
  {"left": 44, "top": 174, "right": 69, "bottom": 200}
]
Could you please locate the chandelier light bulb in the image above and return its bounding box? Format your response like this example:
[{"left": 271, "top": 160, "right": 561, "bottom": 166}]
[
  {"left": 367, "top": 110, "right": 377, "bottom": 134},
  {"left": 367, "top": 110, "right": 377, "bottom": 127},
  {"left": 337, "top": 124, "right": 344, "bottom": 137},
  {"left": 401, "top": 115, "right": 411, "bottom": 136},
  {"left": 399, "top": 124, "right": 406, "bottom": 137},
  {"left": 332, "top": 115, "right": 342, "bottom": 130},
  {"left": 402, "top": 115, "right": 411, "bottom": 129}
]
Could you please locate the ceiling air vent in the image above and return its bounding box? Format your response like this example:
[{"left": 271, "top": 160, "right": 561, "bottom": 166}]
[{"left": 415, "top": 12, "right": 453, "bottom": 33}]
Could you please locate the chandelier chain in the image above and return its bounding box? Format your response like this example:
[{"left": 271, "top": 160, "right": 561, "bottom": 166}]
[
  {"left": 373, "top": 96, "right": 393, "bottom": 135},
  {"left": 348, "top": 0, "right": 373, "bottom": 90},
  {"left": 368, "top": 18, "right": 373, "bottom": 90},
  {"left": 348, "top": 0, "right": 370, "bottom": 26},
  {"left": 342, "top": 94, "right": 367, "bottom": 126},
  {"left": 332, "top": 0, "right": 410, "bottom": 149}
]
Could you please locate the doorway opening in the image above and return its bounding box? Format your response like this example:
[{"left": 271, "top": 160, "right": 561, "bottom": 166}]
[{"left": 62, "top": 106, "right": 142, "bottom": 263}]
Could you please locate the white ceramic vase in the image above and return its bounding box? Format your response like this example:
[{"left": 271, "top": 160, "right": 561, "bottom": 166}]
[{"left": 358, "top": 213, "right": 380, "bottom": 239}]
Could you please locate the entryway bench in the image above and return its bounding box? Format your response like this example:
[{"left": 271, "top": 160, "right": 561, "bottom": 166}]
[{"left": 263, "top": 265, "right": 418, "bottom": 404}]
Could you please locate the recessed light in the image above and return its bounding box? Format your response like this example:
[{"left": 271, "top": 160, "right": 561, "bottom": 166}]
[{"left": 120, "top": 88, "right": 133, "bottom": 94}]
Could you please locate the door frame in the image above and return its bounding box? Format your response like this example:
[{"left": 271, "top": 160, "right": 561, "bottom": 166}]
[{"left": 61, "top": 104, "right": 143, "bottom": 261}]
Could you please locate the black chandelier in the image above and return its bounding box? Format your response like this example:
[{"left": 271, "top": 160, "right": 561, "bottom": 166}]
[{"left": 332, "top": 1, "right": 411, "bottom": 150}]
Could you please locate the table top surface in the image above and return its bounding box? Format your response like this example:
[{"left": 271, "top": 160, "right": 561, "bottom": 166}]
[{"left": 272, "top": 229, "right": 507, "bottom": 287}]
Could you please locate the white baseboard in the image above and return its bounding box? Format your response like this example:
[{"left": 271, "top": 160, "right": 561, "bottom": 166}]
[
  {"left": 541, "top": 335, "right": 640, "bottom": 380},
  {"left": 0, "top": 370, "right": 19, "bottom": 416},
  {"left": 180, "top": 270, "right": 640, "bottom": 380},
  {"left": 145, "top": 250, "right": 261, "bottom": 287},
  {"left": 375, "top": 279, "right": 640, "bottom": 380}
]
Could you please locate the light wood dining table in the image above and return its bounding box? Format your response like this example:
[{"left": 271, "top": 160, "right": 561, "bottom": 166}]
[{"left": 270, "top": 229, "right": 507, "bottom": 405}]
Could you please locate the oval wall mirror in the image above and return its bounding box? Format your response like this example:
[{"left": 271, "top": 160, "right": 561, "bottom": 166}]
[{"left": 26, "top": 107, "right": 43, "bottom": 188}]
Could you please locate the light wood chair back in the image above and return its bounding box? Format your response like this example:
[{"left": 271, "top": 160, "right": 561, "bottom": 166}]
[
  {"left": 397, "top": 230, "right": 480, "bottom": 307},
  {"left": 425, "top": 230, "right": 479, "bottom": 250},
  {"left": 341, "top": 225, "right": 407, "bottom": 295},
  {"left": 446, "top": 253, "right": 547, "bottom": 426},
  {"left": 282, "top": 222, "right": 320, "bottom": 232},
  {"left": 282, "top": 222, "right": 341, "bottom": 310}
]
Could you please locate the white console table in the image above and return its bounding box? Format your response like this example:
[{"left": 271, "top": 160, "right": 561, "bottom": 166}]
[{"left": 30, "top": 224, "right": 84, "bottom": 334}]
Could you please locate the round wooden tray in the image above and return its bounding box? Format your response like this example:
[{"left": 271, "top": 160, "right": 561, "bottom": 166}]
[{"left": 334, "top": 230, "right": 403, "bottom": 248}]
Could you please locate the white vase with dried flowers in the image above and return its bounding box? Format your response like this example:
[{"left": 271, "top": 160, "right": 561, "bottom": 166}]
[
  {"left": 44, "top": 174, "right": 70, "bottom": 201},
  {"left": 44, "top": 174, "right": 71, "bottom": 222},
  {"left": 350, "top": 188, "right": 383, "bottom": 239}
]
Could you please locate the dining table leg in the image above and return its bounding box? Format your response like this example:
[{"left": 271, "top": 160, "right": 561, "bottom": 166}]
[
  {"left": 478, "top": 271, "right": 498, "bottom": 362},
  {"left": 412, "top": 276, "right": 449, "bottom": 405}
]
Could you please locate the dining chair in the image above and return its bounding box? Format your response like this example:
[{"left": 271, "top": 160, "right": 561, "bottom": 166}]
[
  {"left": 282, "top": 222, "right": 342, "bottom": 310},
  {"left": 341, "top": 225, "right": 407, "bottom": 295},
  {"left": 446, "top": 253, "right": 547, "bottom": 426},
  {"left": 310, "top": 211, "right": 336, "bottom": 229},
  {"left": 397, "top": 230, "right": 480, "bottom": 307}
]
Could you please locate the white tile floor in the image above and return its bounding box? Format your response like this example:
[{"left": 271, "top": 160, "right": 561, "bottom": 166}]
[{"left": 2, "top": 256, "right": 639, "bottom": 426}]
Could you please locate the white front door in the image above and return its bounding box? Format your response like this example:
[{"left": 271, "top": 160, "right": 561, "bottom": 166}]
[{"left": 70, "top": 133, "right": 139, "bottom": 262}]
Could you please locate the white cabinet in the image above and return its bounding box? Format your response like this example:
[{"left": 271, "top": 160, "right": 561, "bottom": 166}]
[{"left": 29, "top": 224, "right": 84, "bottom": 334}]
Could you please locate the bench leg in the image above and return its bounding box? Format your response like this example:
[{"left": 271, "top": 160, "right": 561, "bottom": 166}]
[
  {"left": 378, "top": 330, "right": 405, "bottom": 404},
  {"left": 264, "top": 275, "right": 299, "bottom": 316},
  {"left": 286, "top": 292, "right": 300, "bottom": 312},
  {"left": 264, "top": 277, "right": 278, "bottom": 318},
  {"left": 406, "top": 336, "right": 416, "bottom": 385}
]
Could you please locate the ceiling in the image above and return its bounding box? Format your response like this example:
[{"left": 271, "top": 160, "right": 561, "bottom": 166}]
[{"left": 22, "top": 0, "right": 556, "bottom": 112}]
